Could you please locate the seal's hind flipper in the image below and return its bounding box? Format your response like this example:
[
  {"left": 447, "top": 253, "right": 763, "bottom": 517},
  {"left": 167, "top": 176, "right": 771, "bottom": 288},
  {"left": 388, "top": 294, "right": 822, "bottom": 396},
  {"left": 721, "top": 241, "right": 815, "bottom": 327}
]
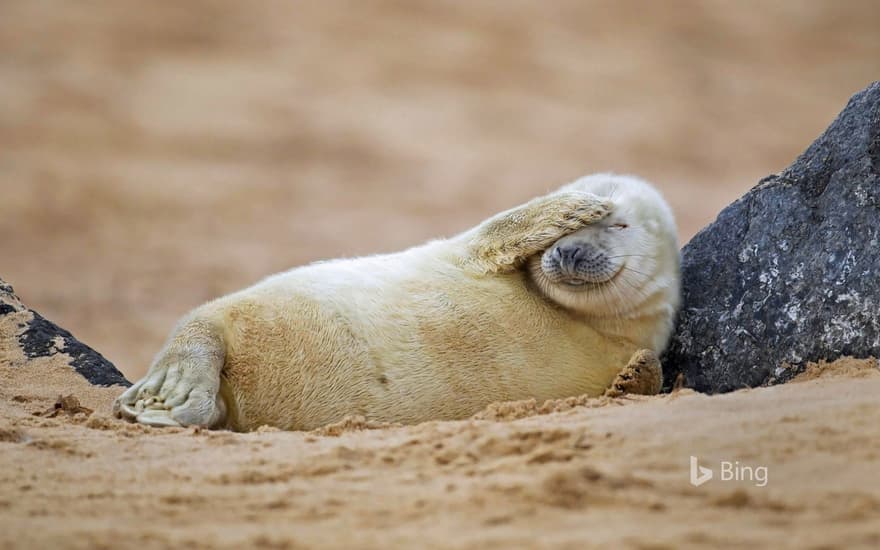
[{"left": 603, "top": 349, "right": 663, "bottom": 397}]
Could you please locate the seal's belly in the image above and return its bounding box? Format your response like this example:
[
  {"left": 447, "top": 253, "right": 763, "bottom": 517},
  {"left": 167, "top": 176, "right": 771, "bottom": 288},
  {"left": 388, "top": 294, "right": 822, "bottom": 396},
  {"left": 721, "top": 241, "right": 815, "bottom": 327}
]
[
  {"left": 220, "top": 263, "right": 629, "bottom": 430},
  {"left": 356, "top": 285, "right": 612, "bottom": 423}
]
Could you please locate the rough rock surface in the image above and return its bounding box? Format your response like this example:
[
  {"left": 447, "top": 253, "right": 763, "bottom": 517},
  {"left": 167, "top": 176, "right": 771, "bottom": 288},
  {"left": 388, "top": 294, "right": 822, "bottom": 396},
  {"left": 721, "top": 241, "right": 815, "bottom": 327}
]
[
  {"left": 664, "top": 81, "right": 880, "bottom": 393},
  {"left": 0, "top": 277, "right": 130, "bottom": 387}
]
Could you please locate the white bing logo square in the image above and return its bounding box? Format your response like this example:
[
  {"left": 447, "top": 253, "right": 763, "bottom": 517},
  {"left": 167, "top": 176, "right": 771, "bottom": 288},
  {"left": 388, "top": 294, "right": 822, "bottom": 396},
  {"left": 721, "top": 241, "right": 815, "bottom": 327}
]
[{"left": 690, "top": 455, "right": 713, "bottom": 487}]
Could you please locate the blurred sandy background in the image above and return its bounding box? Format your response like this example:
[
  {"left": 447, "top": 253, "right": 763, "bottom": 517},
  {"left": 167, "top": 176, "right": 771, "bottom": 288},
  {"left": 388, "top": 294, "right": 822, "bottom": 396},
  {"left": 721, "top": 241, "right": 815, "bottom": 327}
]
[{"left": 1, "top": 0, "right": 878, "bottom": 379}]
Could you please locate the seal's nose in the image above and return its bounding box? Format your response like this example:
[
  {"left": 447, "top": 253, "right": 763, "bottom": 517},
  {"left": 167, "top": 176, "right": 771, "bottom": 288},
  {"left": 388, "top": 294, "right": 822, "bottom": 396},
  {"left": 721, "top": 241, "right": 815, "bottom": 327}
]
[{"left": 554, "top": 244, "right": 585, "bottom": 268}]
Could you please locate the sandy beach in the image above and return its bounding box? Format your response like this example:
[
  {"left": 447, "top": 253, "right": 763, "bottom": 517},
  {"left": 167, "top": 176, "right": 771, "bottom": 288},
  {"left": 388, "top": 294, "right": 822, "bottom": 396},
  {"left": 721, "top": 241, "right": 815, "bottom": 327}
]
[
  {"left": 2, "top": 2, "right": 880, "bottom": 548},
  {"left": 2, "top": 336, "right": 879, "bottom": 549}
]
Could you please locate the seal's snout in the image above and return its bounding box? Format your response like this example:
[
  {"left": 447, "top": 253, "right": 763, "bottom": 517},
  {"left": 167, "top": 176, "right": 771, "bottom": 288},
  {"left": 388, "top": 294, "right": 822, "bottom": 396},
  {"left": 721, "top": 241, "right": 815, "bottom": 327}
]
[
  {"left": 543, "top": 240, "right": 620, "bottom": 285},
  {"left": 553, "top": 242, "right": 603, "bottom": 274},
  {"left": 553, "top": 243, "right": 586, "bottom": 268}
]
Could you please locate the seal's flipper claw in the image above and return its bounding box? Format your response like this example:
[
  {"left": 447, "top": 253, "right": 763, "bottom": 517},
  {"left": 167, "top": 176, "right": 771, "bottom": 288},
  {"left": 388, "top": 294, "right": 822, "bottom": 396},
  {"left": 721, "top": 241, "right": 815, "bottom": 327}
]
[{"left": 136, "top": 409, "right": 184, "bottom": 428}]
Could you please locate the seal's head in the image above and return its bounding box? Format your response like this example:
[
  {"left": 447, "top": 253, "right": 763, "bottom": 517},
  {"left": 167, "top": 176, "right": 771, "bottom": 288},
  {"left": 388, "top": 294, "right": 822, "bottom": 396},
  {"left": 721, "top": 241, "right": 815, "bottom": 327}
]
[{"left": 528, "top": 174, "right": 680, "bottom": 329}]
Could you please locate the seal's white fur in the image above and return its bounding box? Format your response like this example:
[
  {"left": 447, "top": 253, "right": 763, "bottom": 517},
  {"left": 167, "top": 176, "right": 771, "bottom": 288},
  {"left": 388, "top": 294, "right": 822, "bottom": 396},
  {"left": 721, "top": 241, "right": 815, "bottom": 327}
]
[{"left": 115, "top": 174, "right": 680, "bottom": 431}]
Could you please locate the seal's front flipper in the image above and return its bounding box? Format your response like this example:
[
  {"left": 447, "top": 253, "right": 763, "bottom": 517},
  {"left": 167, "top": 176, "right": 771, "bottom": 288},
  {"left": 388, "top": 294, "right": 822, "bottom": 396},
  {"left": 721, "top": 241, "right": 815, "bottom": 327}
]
[
  {"left": 113, "top": 316, "right": 227, "bottom": 429},
  {"left": 458, "top": 190, "right": 612, "bottom": 275},
  {"left": 604, "top": 349, "right": 663, "bottom": 397}
]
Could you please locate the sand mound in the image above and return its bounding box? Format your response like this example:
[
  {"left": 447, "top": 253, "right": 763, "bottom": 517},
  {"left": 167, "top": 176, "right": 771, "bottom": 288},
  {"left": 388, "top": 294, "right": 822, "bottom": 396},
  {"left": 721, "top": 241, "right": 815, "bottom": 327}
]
[
  {"left": 310, "top": 415, "right": 402, "bottom": 437},
  {"left": 790, "top": 356, "right": 880, "bottom": 383}
]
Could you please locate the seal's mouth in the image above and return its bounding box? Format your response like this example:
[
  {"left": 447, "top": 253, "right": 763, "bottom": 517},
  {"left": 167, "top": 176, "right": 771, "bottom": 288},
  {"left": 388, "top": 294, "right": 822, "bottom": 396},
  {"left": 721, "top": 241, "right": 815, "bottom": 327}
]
[
  {"left": 554, "top": 264, "right": 624, "bottom": 289},
  {"left": 539, "top": 239, "right": 626, "bottom": 289}
]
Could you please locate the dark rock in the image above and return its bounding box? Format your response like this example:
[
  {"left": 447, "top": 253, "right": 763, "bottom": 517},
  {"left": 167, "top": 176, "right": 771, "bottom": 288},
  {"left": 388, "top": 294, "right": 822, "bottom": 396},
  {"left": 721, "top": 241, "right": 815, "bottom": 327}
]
[
  {"left": 0, "top": 277, "right": 130, "bottom": 387},
  {"left": 664, "top": 81, "right": 880, "bottom": 392}
]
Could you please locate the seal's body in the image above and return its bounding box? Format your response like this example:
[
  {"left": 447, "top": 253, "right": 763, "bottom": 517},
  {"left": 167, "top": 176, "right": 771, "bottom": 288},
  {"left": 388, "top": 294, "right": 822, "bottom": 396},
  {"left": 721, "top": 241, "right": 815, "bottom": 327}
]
[{"left": 115, "top": 174, "right": 680, "bottom": 431}]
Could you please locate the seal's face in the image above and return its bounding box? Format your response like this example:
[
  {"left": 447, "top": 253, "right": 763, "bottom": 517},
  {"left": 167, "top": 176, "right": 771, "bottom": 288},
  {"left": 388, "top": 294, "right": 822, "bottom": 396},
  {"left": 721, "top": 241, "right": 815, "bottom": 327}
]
[
  {"left": 528, "top": 174, "right": 680, "bottom": 320},
  {"left": 539, "top": 222, "right": 628, "bottom": 287}
]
